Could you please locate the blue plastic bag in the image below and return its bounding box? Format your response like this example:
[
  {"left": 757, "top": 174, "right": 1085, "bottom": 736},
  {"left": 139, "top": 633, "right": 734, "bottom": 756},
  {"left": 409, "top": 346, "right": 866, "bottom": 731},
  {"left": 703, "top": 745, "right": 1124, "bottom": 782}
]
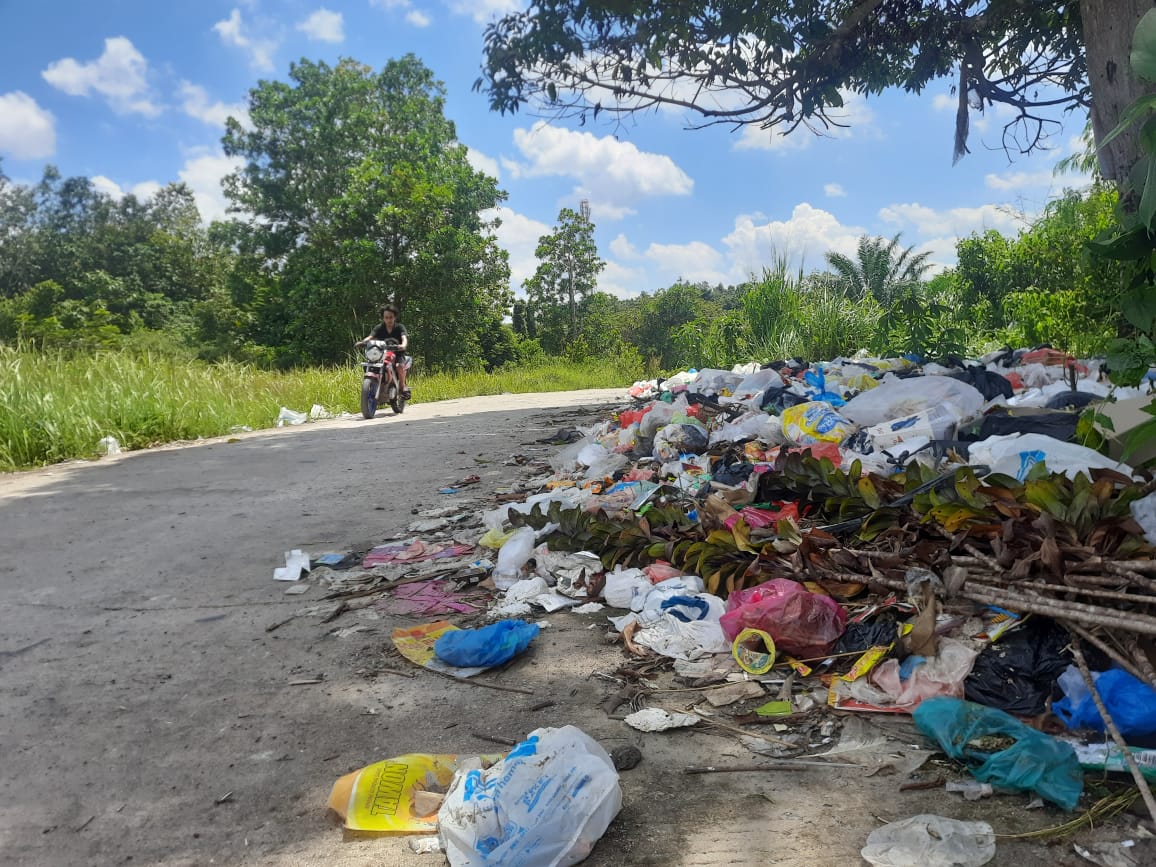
[
  {"left": 1053, "top": 668, "right": 1156, "bottom": 738},
  {"left": 913, "top": 697, "right": 1083, "bottom": 810},
  {"left": 434, "top": 619, "right": 540, "bottom": 668}
]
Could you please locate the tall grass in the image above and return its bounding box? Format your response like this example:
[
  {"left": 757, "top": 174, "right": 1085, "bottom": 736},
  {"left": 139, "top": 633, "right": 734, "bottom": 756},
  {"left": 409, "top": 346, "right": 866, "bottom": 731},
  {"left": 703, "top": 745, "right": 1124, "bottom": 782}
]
[
  {"left": 743, "top": 263, "right": 880, "bottom": 362},
  {"left": 0, "top": 346, "right": 641, "bottom": 470}
]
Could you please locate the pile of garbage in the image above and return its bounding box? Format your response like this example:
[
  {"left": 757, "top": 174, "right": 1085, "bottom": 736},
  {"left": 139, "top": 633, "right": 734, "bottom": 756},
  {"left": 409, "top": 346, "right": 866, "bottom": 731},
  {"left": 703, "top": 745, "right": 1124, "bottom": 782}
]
[{"left": 278, "top": 347, "right": 1156, "bottom": 865}]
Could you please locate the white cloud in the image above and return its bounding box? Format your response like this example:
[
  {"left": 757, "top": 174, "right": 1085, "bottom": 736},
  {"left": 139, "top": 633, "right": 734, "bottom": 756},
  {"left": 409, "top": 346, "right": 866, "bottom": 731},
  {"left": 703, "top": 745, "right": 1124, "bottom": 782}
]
[
  {"left": 722, "top": 204, "right": 865, "bottom": 276},
  {"left": 0, "top": 92, "right": 56, "bottom": 159},
  {"left": 178, "top": 151, "right": 244, "bottom": 222},
  {"left": 639, "top": 240, "right": 727, "bottom": 285},
  {"left": 446, "top": 0, "right": 519, "bottom": 24},
  {"left": 509, "top": 121, "right": 693, "bottom": 220},
  {"left": 824, "top": 183, "right": 846, "bottom": 198},
  {"left": 932, "top": 93, "right": 955, "bottom": 112},
  {"left": 213, "top": 8, "right": 277, "bottom": 71},
  {"left": 372, "top": 0, "right": 434, "bottom": 26},
  {"left": 610, "top": 233, "right": 639, "bottom": 260},
  {"left": 91, "top": 176, "right": 162, "bottom": 201},
  {"left": 297, "top": 8, "right": 344, "bottom": 43},
  {"left": 178, "top": 82, "right": 250, "bottom": 129},
  {"left": 984, "top": 169, "right": 1059, "bottom": 191},
  {"left": 486, "top": 207, "right": 551, "bottom": 289},
  {"left": 878, "top": 201, "right": 1026, "bottom": 240},
  {"left": 466, "top": 146, "right": 499, "bottom": 179},
  {"left": 41, "top": 37, "right": 160, "bottom": 116}
]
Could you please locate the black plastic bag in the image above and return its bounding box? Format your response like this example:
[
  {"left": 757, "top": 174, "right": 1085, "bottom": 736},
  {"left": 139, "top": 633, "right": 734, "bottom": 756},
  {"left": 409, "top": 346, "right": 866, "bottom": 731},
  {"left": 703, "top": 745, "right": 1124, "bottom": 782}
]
[
  {"left": 963, "top": 617, "right": 1071, "bottom": 716},
  {"left": 947, "top": 366, "right": 1014, "bottom": 401},
  {"left": 760, "top": 386, "right": 808, "bottom": 413},
  {"left": 974, "top": 410, "right": 1078, "bottom": 442},
  {"left": 836, "top": 621, "right": 903, "bottom": 655}
]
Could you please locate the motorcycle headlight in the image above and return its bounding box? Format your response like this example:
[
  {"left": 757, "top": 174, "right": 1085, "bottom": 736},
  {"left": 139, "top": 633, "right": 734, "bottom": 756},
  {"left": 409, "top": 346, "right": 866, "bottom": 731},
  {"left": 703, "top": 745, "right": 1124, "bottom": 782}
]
[{"left": 364, "top": 345, "right": 384, "bottom": 362}]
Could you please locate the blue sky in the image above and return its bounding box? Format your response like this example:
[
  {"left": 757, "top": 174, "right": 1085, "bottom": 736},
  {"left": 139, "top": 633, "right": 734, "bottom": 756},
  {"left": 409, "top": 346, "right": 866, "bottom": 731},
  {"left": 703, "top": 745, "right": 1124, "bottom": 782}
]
[{"left": 0, "top": 1, "right": 1093, "bottom": 298}]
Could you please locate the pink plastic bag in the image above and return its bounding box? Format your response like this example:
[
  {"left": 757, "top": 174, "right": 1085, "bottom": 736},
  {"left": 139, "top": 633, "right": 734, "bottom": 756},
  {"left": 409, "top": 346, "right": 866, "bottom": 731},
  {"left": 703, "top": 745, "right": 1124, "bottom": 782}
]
[{"left": 720, "top": 578, "right": 847, "bottom": 659}]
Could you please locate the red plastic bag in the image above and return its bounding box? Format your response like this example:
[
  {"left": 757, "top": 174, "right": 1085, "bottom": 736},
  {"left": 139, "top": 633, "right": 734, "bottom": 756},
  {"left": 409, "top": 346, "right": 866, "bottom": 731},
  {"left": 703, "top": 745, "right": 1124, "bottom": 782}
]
[{"left": 720, "top": 578, "right": 847, "bottom": 659}]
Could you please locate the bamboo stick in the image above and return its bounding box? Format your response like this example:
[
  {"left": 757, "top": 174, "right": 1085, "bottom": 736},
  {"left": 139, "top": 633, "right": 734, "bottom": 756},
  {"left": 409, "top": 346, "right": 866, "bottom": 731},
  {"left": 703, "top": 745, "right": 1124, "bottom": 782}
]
[
  {"left": 1070, "top": 640, "right": 1156, "bottom": 830},
  {"left": 1061, "top": 621, "right": 1149, "bottom": 686}
]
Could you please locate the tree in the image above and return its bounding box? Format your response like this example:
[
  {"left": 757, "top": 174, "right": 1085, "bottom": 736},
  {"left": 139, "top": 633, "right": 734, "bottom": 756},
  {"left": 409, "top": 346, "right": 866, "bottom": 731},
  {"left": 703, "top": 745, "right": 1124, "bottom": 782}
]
[
  {"left": 223, "top": 56, "right": 511, "bottom": 368},
  {"left": 825, "top": 233, "right": 932, "bottom": 305},
  {"left": 477, "top": 1, "right": 1151, "bottom": 186},
  {"left": 522, "top": 206, "right": 604, "bottom": 351}
]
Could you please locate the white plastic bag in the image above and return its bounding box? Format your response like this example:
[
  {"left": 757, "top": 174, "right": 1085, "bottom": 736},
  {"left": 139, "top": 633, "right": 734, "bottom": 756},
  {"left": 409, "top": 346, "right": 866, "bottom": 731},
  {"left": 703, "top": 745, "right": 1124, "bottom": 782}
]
[
  {"left": 602, "top": 567, "right": 652, "bottom": 610},
  {"left": 842, "top": 375, "right": 985, "bottom": 427},
  {"left": 438, "top": 726, "right": 621, "bottom": 867},
  {"left": 709, "top": 412, "right": 784, "bottom": 446},
  {"left": 968, "top": 433, "right": 1133, "bottom": 481},
  {"left": 1131, "top": 491, "right": 1156, "bottom": 545},
  {"left": 861, "top": 814, "right": 995, "bottom": 867},
  {"left": 276, "top": 407, "right": 308, "bottom": 427},
  {"left": 493, "top": 527, "right": 537, "bottom": 590}
]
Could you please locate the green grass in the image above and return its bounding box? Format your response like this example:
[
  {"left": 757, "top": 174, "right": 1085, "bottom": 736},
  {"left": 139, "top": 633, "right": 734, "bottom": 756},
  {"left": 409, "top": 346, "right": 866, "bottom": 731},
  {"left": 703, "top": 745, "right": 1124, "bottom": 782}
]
[{"left": 0, "top": 345, "right": 640, "bottom": 470}]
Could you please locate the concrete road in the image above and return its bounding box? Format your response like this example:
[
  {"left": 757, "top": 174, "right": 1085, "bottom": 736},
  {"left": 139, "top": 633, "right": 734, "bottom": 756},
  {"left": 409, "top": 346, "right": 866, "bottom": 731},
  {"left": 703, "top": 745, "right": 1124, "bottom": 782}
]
[{"left": 0, "top": 389, "right": 1114, "bottom": 866}]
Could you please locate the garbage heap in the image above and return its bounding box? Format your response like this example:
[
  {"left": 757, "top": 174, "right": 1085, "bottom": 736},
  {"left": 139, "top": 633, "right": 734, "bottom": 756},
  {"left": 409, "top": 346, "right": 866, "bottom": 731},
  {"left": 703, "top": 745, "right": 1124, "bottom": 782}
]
[{"left": 311, "top": 347, "right": 1156, "bottom": 866}]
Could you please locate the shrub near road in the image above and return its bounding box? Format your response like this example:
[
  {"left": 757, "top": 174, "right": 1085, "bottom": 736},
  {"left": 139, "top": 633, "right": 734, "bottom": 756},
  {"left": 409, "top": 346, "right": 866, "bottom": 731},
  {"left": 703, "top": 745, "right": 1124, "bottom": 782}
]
[{"left": 0, "top": 346, "right": 640, "bottom": 470}]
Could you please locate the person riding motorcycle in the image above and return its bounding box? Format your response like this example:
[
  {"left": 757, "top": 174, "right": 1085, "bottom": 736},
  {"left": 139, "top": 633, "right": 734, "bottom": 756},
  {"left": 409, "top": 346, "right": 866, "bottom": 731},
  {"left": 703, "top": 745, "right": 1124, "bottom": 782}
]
[{"left": 356, "top": 304, "right": 410, "bottom": 398}]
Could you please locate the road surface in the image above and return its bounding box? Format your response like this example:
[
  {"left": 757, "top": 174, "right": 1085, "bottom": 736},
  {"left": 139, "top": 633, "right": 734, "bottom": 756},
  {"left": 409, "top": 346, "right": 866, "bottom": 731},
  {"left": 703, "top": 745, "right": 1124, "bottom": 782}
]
[{"left": 0, "top": 389, "right": 1102, "bottom": 865}]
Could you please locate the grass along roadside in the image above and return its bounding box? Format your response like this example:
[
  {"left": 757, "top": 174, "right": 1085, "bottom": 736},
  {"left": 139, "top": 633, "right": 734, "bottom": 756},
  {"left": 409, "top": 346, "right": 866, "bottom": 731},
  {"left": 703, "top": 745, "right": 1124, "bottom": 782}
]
[{"left": 0, "top": 346, "right": 640, "bottom": 471}]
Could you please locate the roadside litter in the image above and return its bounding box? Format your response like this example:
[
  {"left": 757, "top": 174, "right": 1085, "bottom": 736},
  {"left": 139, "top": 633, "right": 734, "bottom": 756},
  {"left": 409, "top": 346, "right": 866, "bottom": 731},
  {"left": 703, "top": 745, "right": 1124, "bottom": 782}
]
[{"left": 271, "top": 347, "right": 1156, "bottom": 859}]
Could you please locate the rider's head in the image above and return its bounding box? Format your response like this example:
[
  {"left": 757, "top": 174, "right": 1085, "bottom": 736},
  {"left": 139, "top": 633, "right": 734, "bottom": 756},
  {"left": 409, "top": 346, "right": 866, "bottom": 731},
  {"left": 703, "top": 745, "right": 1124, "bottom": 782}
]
[{"left": 380, "top": 303, "right": 399, "bottom": 325}]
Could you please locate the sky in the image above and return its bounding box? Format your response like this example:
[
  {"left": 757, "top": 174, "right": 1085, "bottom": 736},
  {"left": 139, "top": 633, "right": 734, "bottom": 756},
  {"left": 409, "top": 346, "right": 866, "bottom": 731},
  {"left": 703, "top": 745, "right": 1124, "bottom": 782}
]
[{"left": 0, "top": 1, "right": 1094, "bottom": 299}]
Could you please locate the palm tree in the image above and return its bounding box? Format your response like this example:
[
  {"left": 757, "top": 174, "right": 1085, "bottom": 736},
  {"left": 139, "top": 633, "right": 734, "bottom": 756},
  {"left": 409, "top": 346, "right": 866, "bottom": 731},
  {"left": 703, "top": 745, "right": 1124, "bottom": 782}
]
[{"left": 825, "top": 233, "right": 933, "bottom": 305}]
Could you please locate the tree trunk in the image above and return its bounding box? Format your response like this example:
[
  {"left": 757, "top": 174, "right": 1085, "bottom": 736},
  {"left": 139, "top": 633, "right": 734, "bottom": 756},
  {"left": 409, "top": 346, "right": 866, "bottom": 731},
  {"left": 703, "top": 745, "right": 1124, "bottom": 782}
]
[{"left": 1082, "top": 0, "right": 1156, "bottom": 186}]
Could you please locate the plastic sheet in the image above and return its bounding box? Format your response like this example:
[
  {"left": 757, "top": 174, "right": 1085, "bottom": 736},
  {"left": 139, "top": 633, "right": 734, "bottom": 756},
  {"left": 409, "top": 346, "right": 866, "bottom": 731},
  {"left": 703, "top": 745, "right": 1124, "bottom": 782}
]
[
  {"left": 719, "top": 578, "right": 847, "bottom": 658},
  {"left": 861, "top": 814, "right": 995, "bottom": 867},
  {"left": 913, "top": 697, "right": 1084, "bottom": 810},
  {"left": 870, "top": 640, "right": 978, "bottom": 712}
]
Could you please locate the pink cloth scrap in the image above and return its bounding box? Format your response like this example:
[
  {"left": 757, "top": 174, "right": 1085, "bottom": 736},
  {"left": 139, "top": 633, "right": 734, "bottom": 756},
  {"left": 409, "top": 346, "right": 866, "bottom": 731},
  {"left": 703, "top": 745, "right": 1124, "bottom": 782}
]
[
  {"left": 376, "top": 580, "right": 479, "bottom": 617},
  {"left": 362, "top": 541, "right": 474, "bottom": 567}
]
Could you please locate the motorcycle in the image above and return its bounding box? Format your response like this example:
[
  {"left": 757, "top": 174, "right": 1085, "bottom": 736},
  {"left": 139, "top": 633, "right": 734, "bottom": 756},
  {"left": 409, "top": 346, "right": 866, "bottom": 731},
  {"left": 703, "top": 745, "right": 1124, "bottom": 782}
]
[{"left": 358, "top": 339, "right": 409, "bottom": 418}]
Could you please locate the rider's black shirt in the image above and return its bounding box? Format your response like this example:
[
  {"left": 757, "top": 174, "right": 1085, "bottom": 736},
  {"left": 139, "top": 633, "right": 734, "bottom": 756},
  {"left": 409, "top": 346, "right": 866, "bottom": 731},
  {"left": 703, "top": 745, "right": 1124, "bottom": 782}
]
[{"left": 370, "top": 322, "right": 407, "bottom": 355}]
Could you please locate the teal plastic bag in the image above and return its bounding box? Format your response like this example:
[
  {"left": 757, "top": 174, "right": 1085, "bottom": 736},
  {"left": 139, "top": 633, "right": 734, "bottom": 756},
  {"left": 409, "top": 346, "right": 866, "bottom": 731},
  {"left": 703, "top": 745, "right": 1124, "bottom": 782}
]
[
  {"left": 434, "top": 619, "right": 540, "bottom": 668},
  {"left": 914, "top": 697, "right": 1083, "bottom": 810}
]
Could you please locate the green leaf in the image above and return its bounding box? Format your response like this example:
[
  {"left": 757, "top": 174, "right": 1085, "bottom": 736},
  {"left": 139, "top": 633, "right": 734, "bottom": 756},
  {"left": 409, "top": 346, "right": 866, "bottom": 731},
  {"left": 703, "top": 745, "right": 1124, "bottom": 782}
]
[
  {"left": 1122, "top": 283, "right": 1156, "bottom": 333},
  {"left": 1087, "top": 226, "right": 1156, "bottom": 261},
  {"left": 1123, "top": 415, "right": 1156, "bottom": 460},
  {"left": 1133, "top": 9, "right": 1156, "bottom": 82},
  {"left": 1140, "top": 154, "right": 1156, "bottom": 231},
  {"left": 1099, "top": 94, "right": 1156, "bottom": 150}
]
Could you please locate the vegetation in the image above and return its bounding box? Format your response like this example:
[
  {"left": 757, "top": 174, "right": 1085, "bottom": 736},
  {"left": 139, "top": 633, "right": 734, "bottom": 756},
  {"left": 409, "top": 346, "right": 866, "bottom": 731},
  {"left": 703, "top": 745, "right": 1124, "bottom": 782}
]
[
  {"left": 3, "top": 29, "right": 1152, "bottom": 469},
  {"left": 477, "top": 1, "right": 1147, "bottom": 187},
  {"left": 0, "top": 345, "right": 640, "bottom": 470},
  {"left": 523, "top": 206, "right": 606, "bottom": 353}
]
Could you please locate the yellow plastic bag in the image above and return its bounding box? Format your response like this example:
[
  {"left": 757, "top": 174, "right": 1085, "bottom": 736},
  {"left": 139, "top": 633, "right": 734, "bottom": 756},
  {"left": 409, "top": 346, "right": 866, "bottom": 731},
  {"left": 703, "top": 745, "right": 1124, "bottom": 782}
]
[
  {"left": 781, "top": 401, "right": 855, "bottom": 445},
  {"left": 328, "top": 752, "right": 499, "bottom": 834},
  {"left": 478, "top": 527, "right": 515, "bottom": 549}
]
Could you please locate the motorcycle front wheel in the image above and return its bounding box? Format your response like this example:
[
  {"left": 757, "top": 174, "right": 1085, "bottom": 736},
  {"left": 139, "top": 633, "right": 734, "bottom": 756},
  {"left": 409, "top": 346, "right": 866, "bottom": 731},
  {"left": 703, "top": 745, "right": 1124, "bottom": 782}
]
[{"left": 360, "top": 377, "right": 378, "bottom": 419}]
